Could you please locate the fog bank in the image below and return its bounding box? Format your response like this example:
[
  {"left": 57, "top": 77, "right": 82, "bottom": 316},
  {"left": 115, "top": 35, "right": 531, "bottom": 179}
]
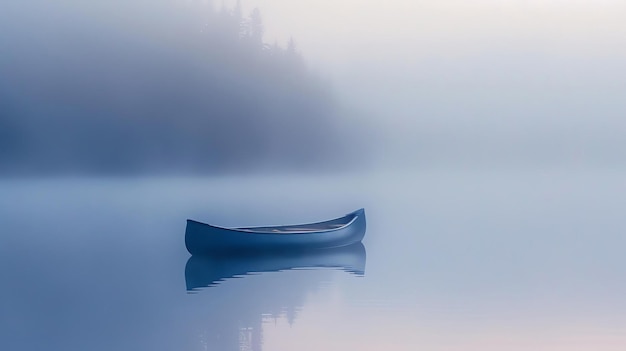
[
  {"left": 0, "top": 0, "right": 366, "bottom": 175},
  {"left": 237, "top": 0, "right": 626, "bottom": 168}
]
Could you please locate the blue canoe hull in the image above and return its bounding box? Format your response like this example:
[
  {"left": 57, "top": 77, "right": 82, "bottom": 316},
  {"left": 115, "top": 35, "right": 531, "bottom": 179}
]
[{"left": 185, "top": 208, "right": 366, "bottom": 254}]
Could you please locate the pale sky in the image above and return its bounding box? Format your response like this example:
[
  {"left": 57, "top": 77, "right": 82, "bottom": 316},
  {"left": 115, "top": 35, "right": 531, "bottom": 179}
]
[
  {"left": 229, "top": 0, "right": 626, "bottom": 69},
  {"left": 223, "top": 0, "right": 626, "bottom": 166}
]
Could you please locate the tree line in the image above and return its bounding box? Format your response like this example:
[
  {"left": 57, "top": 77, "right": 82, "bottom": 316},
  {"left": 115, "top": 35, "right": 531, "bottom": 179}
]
[{"left": 0, "top": 1, "right": 344, "bottom": 174}]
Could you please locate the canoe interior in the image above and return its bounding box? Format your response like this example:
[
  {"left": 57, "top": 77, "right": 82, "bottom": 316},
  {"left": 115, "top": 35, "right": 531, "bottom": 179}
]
[
  {"left": 237, "top": 223, "right": 346, "bottom": 233},
  {"left": 235, "top": 211, "right": 357, "bottom": 234}
]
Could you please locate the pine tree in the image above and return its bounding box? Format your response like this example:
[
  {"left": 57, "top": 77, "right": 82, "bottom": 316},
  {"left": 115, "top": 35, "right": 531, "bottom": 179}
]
[{"left": 248, "top": 8, "right": 264, "bottom": 48}]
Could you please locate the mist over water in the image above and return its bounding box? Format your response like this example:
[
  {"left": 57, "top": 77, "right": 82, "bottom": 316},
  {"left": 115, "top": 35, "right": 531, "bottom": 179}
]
[
  {"left": 0, "top": 0, "right": 359, "bottom": 175},
  {"left": 233, "top": 0, "right": 626, "bottom": 169},
  {"left": 2, "top": 1, "right": 626, "bottom": 350},
  {"left": 3, "top": 1, "right": 625, "bottom": 173},
  {"left": 1, "top": 170, "right": 626, "bottom": 350}
]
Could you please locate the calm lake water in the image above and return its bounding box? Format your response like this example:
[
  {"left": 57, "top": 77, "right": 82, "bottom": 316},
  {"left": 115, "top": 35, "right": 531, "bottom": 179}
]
[{"left": 1, "top": 169, "right": 625, "bottom": 351}]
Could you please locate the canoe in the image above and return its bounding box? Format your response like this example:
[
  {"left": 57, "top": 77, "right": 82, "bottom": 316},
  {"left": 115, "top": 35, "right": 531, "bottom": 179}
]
[
  {"left": 185, "top": 208, "right": 366, "bottom": 254},
  {"left": 185, "top": 242, "right": 366, "bottom": 290}
]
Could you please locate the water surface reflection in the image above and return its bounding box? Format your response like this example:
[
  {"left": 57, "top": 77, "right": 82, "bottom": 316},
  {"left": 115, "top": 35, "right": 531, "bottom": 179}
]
[
  {"left": 185, "top": 244, "right": 366, "bottom": 350},
  {"left": 2, "top": 173, "right": 625, "bottom": 351},
  {"left": 186, "top": 243, "right": 366, "bottom": 289}
]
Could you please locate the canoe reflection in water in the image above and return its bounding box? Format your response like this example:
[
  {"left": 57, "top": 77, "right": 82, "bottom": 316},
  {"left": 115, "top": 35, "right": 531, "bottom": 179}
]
[
  {"left": 185, "top": 242, "right": 366, "bottom": 290},
  {"left": 185, "top": 243, "right": 366, "bottom": 351}
]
